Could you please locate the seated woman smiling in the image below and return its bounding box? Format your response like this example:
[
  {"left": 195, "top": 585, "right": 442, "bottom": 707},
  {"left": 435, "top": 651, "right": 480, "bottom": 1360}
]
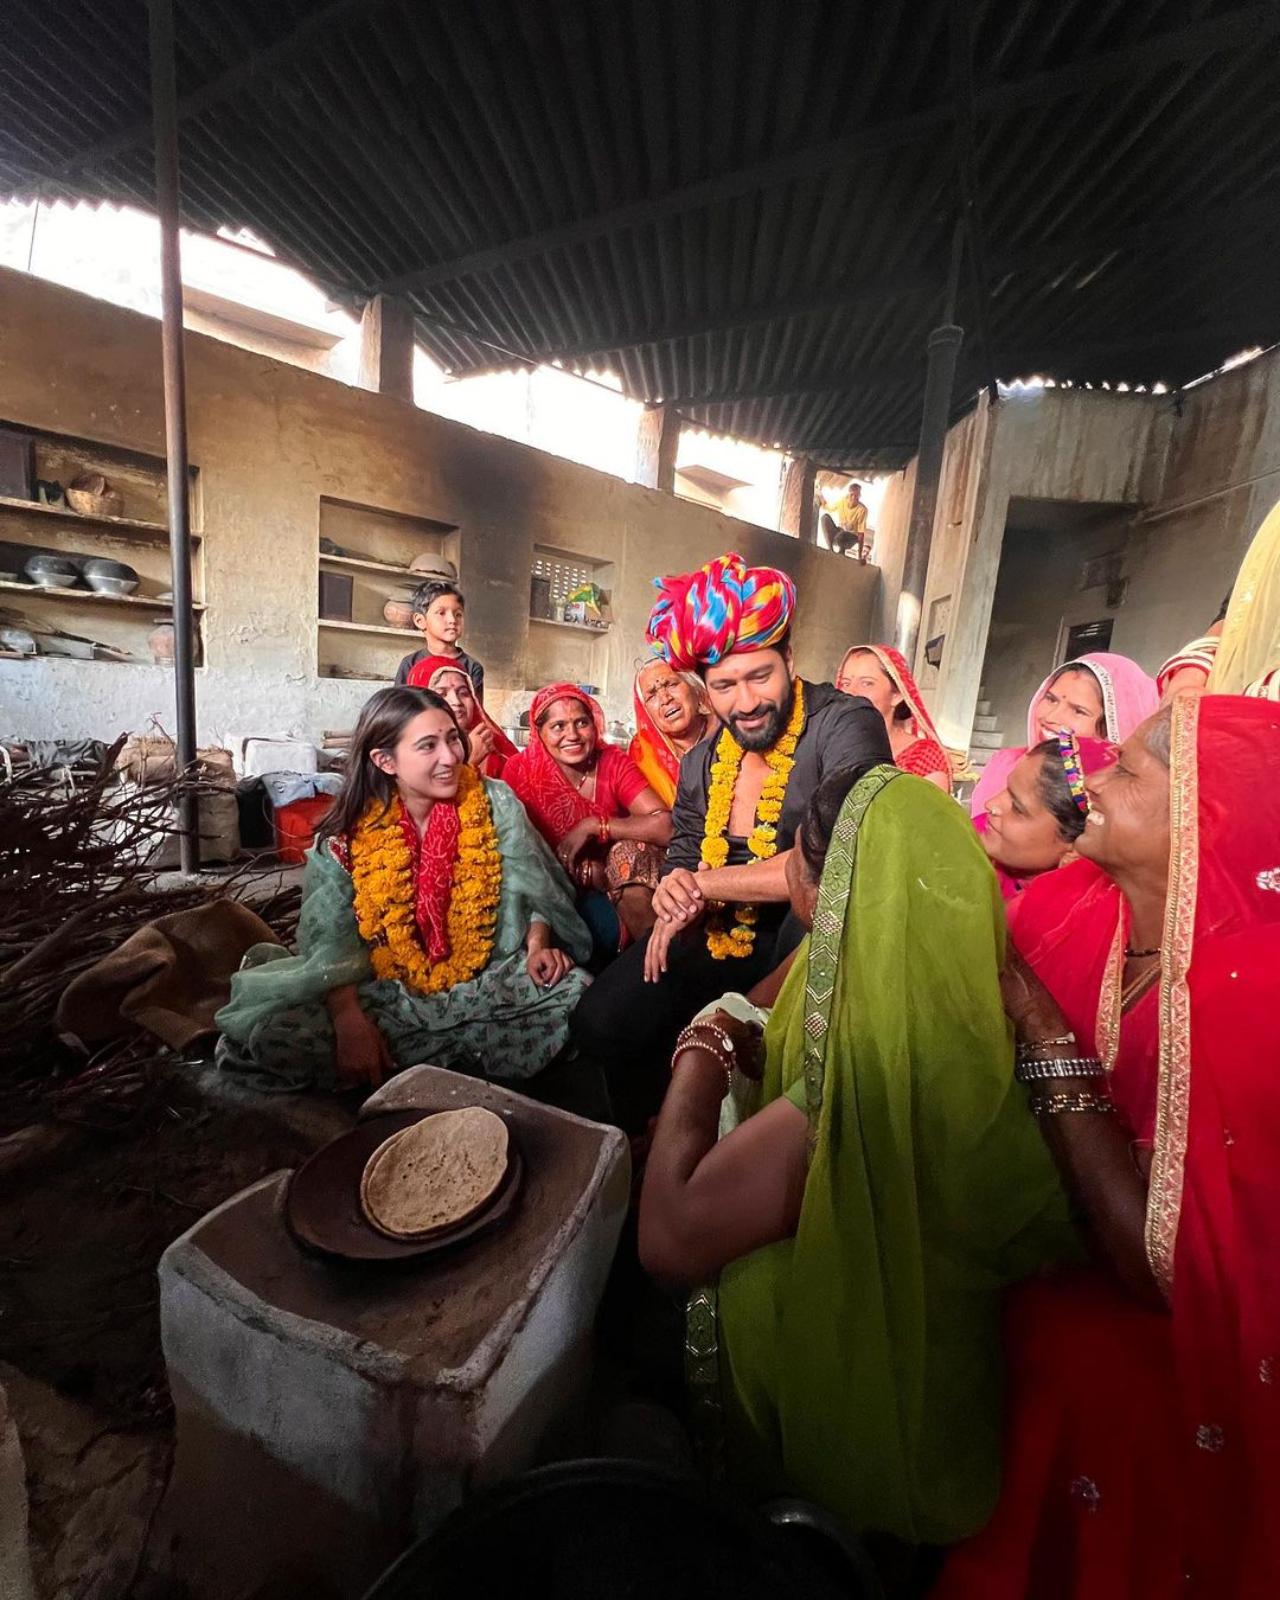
[
  {"left": 639, "top": 762, "right": 1079, "bottom": 1548},
  {"left": 505, "top": 683, "right": 672, "bottom": 955},
  {"left": 976, "top": 731, "right": 1117, "bottom": 901},
  {"left": 215, "top": 687, "right": 590, "bottom": 1093}
]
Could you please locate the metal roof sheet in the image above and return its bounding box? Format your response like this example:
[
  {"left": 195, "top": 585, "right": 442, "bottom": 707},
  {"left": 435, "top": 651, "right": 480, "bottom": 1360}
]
[{"left": 4, "top": 0, "right": 1278, "bottom": 467}]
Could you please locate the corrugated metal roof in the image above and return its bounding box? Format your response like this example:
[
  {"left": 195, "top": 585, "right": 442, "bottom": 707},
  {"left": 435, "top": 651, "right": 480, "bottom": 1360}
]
[{"left": 3, "top": 0, "right": 1278, "bottom": 468}]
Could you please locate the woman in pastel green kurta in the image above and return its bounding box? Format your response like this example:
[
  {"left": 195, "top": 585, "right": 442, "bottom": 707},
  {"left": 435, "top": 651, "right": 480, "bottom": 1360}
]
[
  {"left": 641, "top": 766, "right": 1082, "bottom": 1546},
  {"left": 215, "top": 687, "right": 591, "bottom": 1094}
]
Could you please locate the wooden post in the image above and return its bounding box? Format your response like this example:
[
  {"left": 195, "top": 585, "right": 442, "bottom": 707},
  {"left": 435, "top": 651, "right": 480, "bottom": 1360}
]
[
  {"left": 779, "top": 455, "right": 817, "bottom": 542},
  {"left": 634, "top": 404, "right": 679, "bottom": 492},
  {"left": 359, "top": 294, "right": 415, "bottom": 402}
]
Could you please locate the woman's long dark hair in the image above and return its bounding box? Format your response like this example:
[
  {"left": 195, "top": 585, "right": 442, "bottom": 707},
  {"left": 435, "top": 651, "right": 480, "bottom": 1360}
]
[
  {"left": 316, "top": 686, "right": 468, "bottom": 843},
  {"left": 1027, "top": 738, "right": 1088, "bottom": 843}
]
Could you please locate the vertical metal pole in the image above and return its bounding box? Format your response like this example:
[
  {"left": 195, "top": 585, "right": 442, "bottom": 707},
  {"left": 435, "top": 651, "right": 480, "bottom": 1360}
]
[
  {"left": 893, "top": 225, "right": 966, "bottom": 665},
  {"left": 149, "top": 0, "right": 199, "bottom": 874}
]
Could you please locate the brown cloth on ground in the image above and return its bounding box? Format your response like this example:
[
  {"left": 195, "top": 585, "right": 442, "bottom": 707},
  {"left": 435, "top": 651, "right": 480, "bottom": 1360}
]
[{"left": 56, "top": 900, "right": 281, "bottom": 1051}]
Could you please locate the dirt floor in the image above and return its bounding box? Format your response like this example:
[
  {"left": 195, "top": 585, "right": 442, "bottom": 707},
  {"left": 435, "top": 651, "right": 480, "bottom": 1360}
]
[
  {"left": 0, "top": 1070, "right": 329, "bottom": 1426},
  {"left": 0, "top": 1063, "right": 349, "bottom": 1598}
]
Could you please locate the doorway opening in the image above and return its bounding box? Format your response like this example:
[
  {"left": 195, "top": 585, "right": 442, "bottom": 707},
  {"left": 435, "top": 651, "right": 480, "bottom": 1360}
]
[{"left": 972, "top": 497, "right": 1135, "bottom": 770}]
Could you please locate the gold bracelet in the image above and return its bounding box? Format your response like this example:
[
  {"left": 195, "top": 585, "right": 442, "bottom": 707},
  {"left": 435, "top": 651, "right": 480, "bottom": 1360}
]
[
  {"left": 1017, "top": 1032, "right": 1077, "bottom": 1058},
  {"left": 1029, "top": 1090, "right": 1115, "bottom": 1118},
  {"left": 671, "top": 1023, "right": 735, "bottom": 1087}
]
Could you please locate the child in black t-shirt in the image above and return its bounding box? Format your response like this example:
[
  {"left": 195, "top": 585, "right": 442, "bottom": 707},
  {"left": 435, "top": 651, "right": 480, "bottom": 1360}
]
[{"left": 394, "top": 578, "right": 485, "bottom": 701}]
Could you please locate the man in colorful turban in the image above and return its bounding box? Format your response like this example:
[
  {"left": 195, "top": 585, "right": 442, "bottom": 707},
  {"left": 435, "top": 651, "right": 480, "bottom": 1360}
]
[{"left": 569, "top": 551, "right": 892, "bottom": 1134}]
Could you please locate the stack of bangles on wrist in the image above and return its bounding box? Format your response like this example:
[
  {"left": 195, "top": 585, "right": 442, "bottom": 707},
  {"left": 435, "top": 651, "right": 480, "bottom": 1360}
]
[
  {"left": 1014, "top": 1034, "right": 1113, "bottom": 1117},
  {"left": 671, "top": 1021, "right": 736, "bottom": 1088}
]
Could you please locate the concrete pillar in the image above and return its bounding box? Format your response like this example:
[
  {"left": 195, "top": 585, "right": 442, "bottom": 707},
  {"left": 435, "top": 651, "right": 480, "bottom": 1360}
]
[
  {"left": 779, "top": 456, "right": 818, "bottom": 543},
  {"left": 358, "top": 294, "right": 415, "bottom": 402},
  {"left": 635, "top": 404, "right": 680, "bottom": 492},
  {"left": 894, "top": 322, "right": 964, "bottom": 663}
]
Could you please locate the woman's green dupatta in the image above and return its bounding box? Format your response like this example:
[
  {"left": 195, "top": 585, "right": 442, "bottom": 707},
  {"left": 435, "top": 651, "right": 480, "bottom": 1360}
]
[{"left": 704, "top": 768, "right": 1080, "bottom": 1545}]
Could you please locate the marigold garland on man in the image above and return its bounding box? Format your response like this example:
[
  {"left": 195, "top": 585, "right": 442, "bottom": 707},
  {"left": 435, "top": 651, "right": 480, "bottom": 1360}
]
[{"left": 569, "top": 550, "right": 892, "bottom": 1133}]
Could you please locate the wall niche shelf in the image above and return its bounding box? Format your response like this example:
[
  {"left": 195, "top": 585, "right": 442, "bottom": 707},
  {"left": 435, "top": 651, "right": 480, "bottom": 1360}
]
[
  {"left": 527, "top": 544, "right": 615, "bottom": 696},
  {"left": 318, "top": 617, "right": 417, "bottom": 640},
  {"left": 0, "top": 578, "right": 205, "bottom": 613},
  {"left": 528, "top": 615, "right": 612, "bottom": 636},
  {"left": 318, "top": 551, "right": 415, "bottom": 579},
  {"left": 315, "top": 497, "right": 461, "bottom": 682},
  {"left": 0, "top": 495, "right": 199, "bottom": 548},
  {"left": 0, "top": 420, "right": 204, "bottom": 669}
]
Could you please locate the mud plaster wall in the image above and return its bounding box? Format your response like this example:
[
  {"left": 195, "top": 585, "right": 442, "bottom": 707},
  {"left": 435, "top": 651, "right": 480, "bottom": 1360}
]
[
  {"left": 0, "top": 269, "right": 876, "bottom": 744},
  {"left": 876, "top": 356, "right": 1280, "bottom": 748}
]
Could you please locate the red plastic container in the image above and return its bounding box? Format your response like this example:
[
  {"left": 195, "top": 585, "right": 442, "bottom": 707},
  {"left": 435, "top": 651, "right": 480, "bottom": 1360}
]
[{"left": 273, "top": 794, "right": 334, "bottom": 864}]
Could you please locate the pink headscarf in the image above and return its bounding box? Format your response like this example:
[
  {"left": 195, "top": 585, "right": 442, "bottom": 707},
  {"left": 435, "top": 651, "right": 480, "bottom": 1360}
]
[
  {"left": 970, "top": 652, "right": 1158, "bottom": 818},
  {"left": 1020, "top": 652, "right": 1159, "bottom": 747}
]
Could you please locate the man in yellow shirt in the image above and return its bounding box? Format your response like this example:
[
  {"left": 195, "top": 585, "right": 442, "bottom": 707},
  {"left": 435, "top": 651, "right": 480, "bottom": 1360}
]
[{"left": 821, "top": 479, "right": 874, "bottom": 563}]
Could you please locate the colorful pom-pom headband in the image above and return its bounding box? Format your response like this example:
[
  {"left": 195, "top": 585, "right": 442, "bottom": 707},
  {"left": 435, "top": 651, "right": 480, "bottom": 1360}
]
[{"left": 1056, "top": 729, "right": 1090, "bottom": 814}]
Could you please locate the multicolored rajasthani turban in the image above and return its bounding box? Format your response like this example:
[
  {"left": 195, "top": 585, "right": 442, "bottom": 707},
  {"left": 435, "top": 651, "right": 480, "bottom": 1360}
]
[{"left": 646, "top": 551, "right": 796, "bottom": 672}]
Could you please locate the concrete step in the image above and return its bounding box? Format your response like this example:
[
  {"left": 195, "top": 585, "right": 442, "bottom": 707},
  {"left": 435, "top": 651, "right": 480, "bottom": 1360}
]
[
  {"left": 975, "top": 699, "right": 992, "bottom": 717},
  {"left": 972, "top": 715, "right": 1000, "bottom": 733},
  {"left": 970, "top": 729, "right": 1005, "bottom": 751}
]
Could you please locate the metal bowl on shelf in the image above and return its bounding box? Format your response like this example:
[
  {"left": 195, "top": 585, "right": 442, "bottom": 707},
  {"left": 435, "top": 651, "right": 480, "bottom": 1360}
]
[
  {"left": 83, "top": 557, "right": 140, "bottom": 596},
  {"left": 0, "top": 626, "right": 37, "bottom": 656},
  {"left": 24, "top": 553, "right": 81, "bottom": 589}
]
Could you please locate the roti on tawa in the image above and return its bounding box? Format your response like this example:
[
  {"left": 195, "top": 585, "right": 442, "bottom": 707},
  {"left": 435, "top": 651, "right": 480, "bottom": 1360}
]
[{"left": 359, "top": 1107, "right": 510, "bottom": 1241}]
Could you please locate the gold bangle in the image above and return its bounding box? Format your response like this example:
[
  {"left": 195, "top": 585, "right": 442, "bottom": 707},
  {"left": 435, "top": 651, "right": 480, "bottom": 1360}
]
[
  {"left": 1029, "top": 1090, "right": 1115, "bottom": 1118},
  {"left": 671, "top": 1023, "right": 735, "bottom": 1086}
]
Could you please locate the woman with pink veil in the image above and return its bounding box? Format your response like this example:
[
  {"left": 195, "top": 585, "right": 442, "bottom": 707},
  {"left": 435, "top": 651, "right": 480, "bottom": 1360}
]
[{"left": 969, "top": 652, "right": 1157, "bottom": 819}]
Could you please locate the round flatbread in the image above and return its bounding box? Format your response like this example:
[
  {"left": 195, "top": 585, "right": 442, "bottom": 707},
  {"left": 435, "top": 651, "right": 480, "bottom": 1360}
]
[{"left": 359, "top": 1107, "right": 510, "bottom": 1241}]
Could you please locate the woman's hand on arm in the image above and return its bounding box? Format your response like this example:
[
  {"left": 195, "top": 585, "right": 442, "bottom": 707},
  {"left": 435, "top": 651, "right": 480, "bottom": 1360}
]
[
  {"left": 526, "top": 921, "right": 574, "bottom": 987},
  {"left": 1002, "top": 950, "right": 1165, "bottom": 1307},
  {"left": 326, "top": 985, "right": 393, "bottom": 1090},
  {"left": 639, "top": 1048, "right": 808, "bottom": 1287},
  {"left": 556, "top": 818, "right": 599, "bottom": 873}
]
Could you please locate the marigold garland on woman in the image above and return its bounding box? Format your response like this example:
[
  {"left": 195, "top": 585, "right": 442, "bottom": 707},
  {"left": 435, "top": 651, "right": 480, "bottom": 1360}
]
[
  {"left": 216, "top": 687, "right": 591, "bottom": 1094},
  {"left": 350, "top": 763, "right": 501, "bottom": 994}
]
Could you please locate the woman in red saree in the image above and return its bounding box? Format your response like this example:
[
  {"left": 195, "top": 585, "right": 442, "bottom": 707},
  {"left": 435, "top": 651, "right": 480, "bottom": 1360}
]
[
  {"left": 836, "top": 643, "right": 952, "bottom": 789},
  {"left": 937, "top": 693, "right": 1280, "bottom": 1600},
  {"left": 406, "top": 654, "right": 517, "bottom": 779},
  {"left": 504, "top": 683, "right": 672, "bottom": 954}
]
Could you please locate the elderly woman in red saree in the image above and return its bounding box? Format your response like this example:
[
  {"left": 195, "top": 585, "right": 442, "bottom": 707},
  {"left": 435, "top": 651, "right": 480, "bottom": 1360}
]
[
  {"left": 835, "top": 643, "right": 952, "bottom": 789},
  {"left": 504, "top": 683, "right": 673, "bottom": 957},
  {"left": 406, "top": 654, "right": 517, "bottom": 779},
  {"left": 628, "top": 658, "right": 712, "bottom": 807},
  {"left": 937, "top": 694, "right": 1280, "bottom": 1600}
]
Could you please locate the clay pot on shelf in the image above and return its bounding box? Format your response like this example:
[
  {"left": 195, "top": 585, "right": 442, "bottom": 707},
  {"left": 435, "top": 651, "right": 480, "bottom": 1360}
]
[
  {"left": 382, "top": 596, "right": 416, "bottom": 629},
  {"left": 148, "top": 620, "right": 176, "bottom": 665},
  {"left": 65, "top": 472, "right": 125, "bottom": 519}
]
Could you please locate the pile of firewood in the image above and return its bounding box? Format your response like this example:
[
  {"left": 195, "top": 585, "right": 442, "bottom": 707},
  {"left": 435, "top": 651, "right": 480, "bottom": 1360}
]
[{"left": 0, "top": 738, "right": 300, "bottom": 1129}]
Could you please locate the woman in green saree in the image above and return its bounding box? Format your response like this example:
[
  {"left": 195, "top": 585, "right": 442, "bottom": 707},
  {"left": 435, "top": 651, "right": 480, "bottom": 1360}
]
[
  {"left": 639, "top": 763, "right": 1081, "bottom": 1546},
  {"left": 215, "top": 686, "right": 591, "bottom": 1094}
]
